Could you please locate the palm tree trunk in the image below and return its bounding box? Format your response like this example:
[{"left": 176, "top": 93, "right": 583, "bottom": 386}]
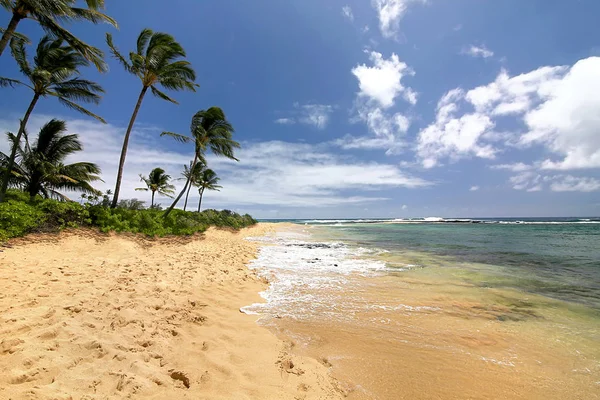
[
  {"left": 197, "top": 188, "right": 204, "bottom": 212},
  {"left": 0, "top": 93, "right": 39, "bottom": 203},
  {"left": 183, "top": 181, "right": 192, "bottom": 211},
  {"left": 163, "top": 154, "right": 198, "bottom": 218},
  {"left": 0, "top": 13, "right": 23, "bottom": 57},
  {"left": 151, "top": 191, "right": 155, "bottom": 207},
  {"left": 111, "top": 86, "right": 148, "bottom": 208}
]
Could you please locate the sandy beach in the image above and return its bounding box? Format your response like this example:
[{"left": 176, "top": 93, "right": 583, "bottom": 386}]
[{"left": 0, "top": 224, "right": 343, "bottom": 400}]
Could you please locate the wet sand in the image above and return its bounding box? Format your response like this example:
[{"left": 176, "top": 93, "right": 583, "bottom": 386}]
[{"left": 0, "top": 225, "right": 343, "bottom": 399}]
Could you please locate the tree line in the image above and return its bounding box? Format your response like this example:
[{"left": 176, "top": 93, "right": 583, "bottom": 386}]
[{"left": 0, "top": 0, "right": 237, "bottom": 216}]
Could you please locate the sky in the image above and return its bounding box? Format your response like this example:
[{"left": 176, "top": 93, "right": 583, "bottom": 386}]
[{"left": 1, "top": 0, "right": 600, "bottom": 218}]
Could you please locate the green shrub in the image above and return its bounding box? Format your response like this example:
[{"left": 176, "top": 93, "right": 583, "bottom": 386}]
[
  {"left": 0, "top": 199, "right": 44, "bottom": 241},
  {"left": 0, "top": 191, "right": 257, "bottom": 241}
]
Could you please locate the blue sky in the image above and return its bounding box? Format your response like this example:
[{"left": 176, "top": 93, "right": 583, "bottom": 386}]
[{"left": 1, "top": 0, "right": 599, "bottom": 218}]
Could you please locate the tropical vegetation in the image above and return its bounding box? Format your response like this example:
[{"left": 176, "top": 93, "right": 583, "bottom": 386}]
[
  {"left": 162, "top": 107, "right": 239, "bottom": 217},
  {"left": 0, "top": 5, "right": 257, "bottom": 241},
  {"left": 106, "top": 28, "right": 198, "bottom": 208},
  {"left": 194, "top": 167, "right": 221, "bottom": 212},
  {"left": 136, "top": 167, "right": 175, "bottom": 208},
  {"left": 0, "top": 0, "right": 117, "bottom": 70},
  {"left": 0, "top": 34, "right": 105, "bottom": 202},
  {"left": 0, "top": 119, "right": 101, "bottom": 201}
]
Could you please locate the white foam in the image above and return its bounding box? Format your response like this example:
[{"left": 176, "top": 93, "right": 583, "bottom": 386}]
[{"left": 242, "top": 233, "right": 388, "bottom": 320}]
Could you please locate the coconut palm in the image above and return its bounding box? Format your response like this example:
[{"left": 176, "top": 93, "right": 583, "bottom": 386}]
[
  {"left": 0, "top": 119, "right": 101, "bottom": 201},
  {"left": 135, "top": 167, "right": 175, "bottom": 207},
  {"left": 178, "top": 160, "right": 204, "bottom": 211},
  {"left": 0, "top": 35, "right": 105, "bottom": 202},
  {"left": 105, "top": 28, "right": 198, "bottom": 208},
  {"left": 0, "top": 0, "right": 117, "bottom": 70},
  {"left": 161, "top": 107, "right": 239, "bottom": 217},
  {"left": 195, "top": 168, "right": 221, "bottom": 212}
]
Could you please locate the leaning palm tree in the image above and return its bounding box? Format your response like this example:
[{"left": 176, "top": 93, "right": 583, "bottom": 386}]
[
  {"left": 0, "top": 0, "right": 117, "bottom": 70},
  {"left": 161, "top": 107, "right": 239, "bottom": 217},
  {"left": 106, "top": 28, "right": 198, "bottom": 208},
  {"left": 135, "top": 167, "right": 175, "bottom": 207},
  {"left": 179, "top": 160, "right": 204, "bottom": 211},
  {"left": 0, "top": 35, "right": 105, "bottom": 203},
  {"left": 0, "top": 119, "right": 101, "bottom": 201},
  {"left": 195, "top": 168, "right": 221, "bottom": 212}
]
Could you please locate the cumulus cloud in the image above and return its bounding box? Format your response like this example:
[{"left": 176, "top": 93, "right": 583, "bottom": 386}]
[
  {"left": 349, "top": 51, "right": 416, "bottom": 156},
  {"left": 416, "top": 88, "right": 496, "bottom": 168},
  {"left": 0, "top": 114, "right": 432, "bottom": 209},
  {"left": 371, "top": 0, "right": 425, "bottom": 39},
  {"left": 521, "top": 58, "right": 600, "bottom": 170},
  {"left": 342, "top": 5, "right": 354, "bottom": 22},
  {"left": 470, "top": 186, "right": 480, "bottom": 191},
  {"left": 352, "top": 51, "right": 416, "bottom": 108},
  {"left": 462, "top": 45, "right": 494, "bottom": 59},
  {"left": 417, "top": 57, "right": 600, "bottom": 176}
]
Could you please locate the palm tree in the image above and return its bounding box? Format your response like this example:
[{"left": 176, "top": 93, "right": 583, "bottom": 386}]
[
  {"left": 105, "top": 28, "right": 198, "bottom": 208},
  {"left": 161, "top": 107, "right": 239, "bottom": 217},
  {"left": 0, "top": 119, "right": 101, "bottom": 201},
  {"left": 195, "top": 168, "right": 221, "bottom": 212},
  {"left": 0, "top": 0, "right": 117, "bottom": 71},
  {"left": 0, "top": 35, "right": 105, "bottom": 203},
  {"left": 135, "top": 167, "right": 175, "bottom": 207},
  {"left": 179, "top": 160, "right": 203, "bottom": 211}
]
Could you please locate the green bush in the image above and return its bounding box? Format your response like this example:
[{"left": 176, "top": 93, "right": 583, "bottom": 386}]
[
  {"left": 0, "top": 190, "right": 257, "bottom": 241},
  {"left": 0, "top": 199, "right": 44, "bottom": 241}
]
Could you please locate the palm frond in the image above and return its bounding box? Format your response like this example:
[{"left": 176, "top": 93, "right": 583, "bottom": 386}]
[
  {"left": 160, "top": 131, "right": 192, "bottom": 143},
  {"left": 0, "top": 77, "right": 27, "bottom": 88},
  {"left": 106, "top": 32, "right": 133, "bottom": 73},
  {"left": 9, "top": 36, "right": 32, "bottom": 76},
  {"left": 36, "top": 14, "right": 107, "bottom": 72},
  {"left": 68, "top": 7, "right": 117, "bottom": 27},
  {"left": 151, "top": 85, "right": 178, "bottom": 104},
  {"left": 54, "top": 96, "right": 106, "bottom": 123}
]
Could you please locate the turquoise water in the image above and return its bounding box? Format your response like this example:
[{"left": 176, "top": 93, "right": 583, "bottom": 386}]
[{"left": 306, "top": 221, "right": 600, "bottom": 312}]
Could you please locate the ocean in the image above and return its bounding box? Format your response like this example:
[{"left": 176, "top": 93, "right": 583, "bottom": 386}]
[{"left": 245, "top": 219, "right": 600, "bottom": 399}]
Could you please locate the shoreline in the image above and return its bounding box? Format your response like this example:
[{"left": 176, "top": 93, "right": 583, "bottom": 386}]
[{"left": 0, "top": 224, "right": 343, "bottom": 399}]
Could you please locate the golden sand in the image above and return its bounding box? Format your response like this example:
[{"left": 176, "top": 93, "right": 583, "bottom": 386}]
[{"left": 0, "top": 224, "right": 344, "bottom": 399}]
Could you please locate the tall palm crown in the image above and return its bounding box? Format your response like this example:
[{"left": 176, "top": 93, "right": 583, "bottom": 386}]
[
  {"left": 0, "top": 0, "right": 117, "bottom": 71},
  {"left": 195, "top": 168, "right": 221, "bottom": 212},
  {"left": 161, "top": 107, "right": 239, "bottom": 216},
  {"left": 106, "top": 28, "right": 198, "bottom": 208},
  {"left": 136, "top": 167, "right": 175, "bottom": 207},
  {"left": 0, "top": 35, "right": 105, "bottom": 202},
  {"left": 0, "top": 119, "right": 101, "bottom": 201}
]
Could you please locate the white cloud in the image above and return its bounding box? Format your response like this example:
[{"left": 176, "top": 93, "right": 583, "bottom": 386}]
[
  {"left": 350, "top": 51, "right": 416, "bottom": 156},
  {"left": 470, "top": 186, "right": 480, "bottom": 191},
  {"left": 401, "top": 204, "right": 408, "bottom": 210},
  {"left": 416, "top": 88, "right": 496, "bottom": 168},
  {"left": 342, "top": 5, "right": 354, "bottom": 22},
  {"left": 507, "top": 173, "right": 600, "bottom": 193},
  {"left": 462, "top": 45, "right": 494, "bottom": 59},
  {"left": 352, "top": 51, "right": 416, "bottom": 108},
  {"left": 274, "top": 118, "right": 295, "bottom": 125},
  {"left": 549, "top": 176, "right": 600, "bottom": 192},
  {"left": 275, "top": 103, "right": 335, "bottom": 129},
  {"left": 371, "top": 0, "right": 425, "bottom": 39},
  {"left": 491, "top": 163, "right": 533, "bottom": 172},
  {"left": 417, "top": 58, "right": 600, "bottom": 171},
  {"left": 298, "top": 104, "right": 334, "bottom": 129},
  {"left": 0, "top": 114, "right": 432, "bottom": 209},
  {"left": 521, "top": 57, "right": 600, "bottom": 170}
]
